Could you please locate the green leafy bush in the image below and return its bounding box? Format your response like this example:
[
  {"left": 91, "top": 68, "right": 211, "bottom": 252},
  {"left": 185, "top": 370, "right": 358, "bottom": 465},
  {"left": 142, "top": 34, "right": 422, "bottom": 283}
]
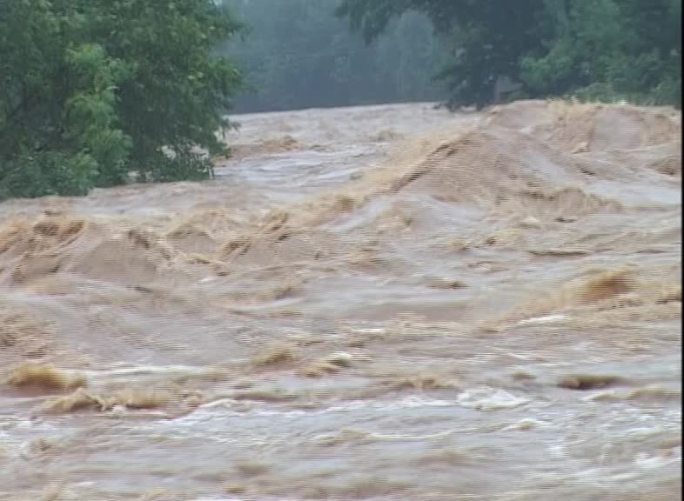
[{"left": 0, "top": 0, "right": 243, "bottom": 200}]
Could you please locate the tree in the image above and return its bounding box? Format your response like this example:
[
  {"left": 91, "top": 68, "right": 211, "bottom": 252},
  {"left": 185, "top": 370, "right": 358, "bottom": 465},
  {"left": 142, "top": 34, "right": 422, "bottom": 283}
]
[
  {"left": 0, "top": 0, "right": 243, "bottom": 200},
  {"left": 337, "top": 0, "right": 682, "bottom": 108},
  {"left": 337, "top": 0, "right": 547, "bottom": 109},
  {"left": 521, "top": 0, "right": 682, "bottom": 106}
]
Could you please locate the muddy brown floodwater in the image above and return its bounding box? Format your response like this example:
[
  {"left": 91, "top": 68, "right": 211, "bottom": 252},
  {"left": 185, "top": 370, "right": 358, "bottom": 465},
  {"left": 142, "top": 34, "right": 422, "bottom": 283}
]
[{"left": 0, "top": 101, "right": 681, "bottom": 500}]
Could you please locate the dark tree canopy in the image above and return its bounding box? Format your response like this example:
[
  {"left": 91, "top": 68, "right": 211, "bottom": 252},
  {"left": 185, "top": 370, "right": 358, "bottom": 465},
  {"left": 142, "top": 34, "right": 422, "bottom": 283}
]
[{"left": 337, "top": 0, "right": 682, "bottom": 109}]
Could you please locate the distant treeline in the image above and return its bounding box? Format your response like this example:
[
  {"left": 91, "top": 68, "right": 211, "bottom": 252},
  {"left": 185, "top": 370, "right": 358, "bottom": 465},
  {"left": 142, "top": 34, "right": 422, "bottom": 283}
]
[
  {"left": 1, "top": 0, "right": 679, "bottom": 201},
  {"left": 336, "top": 0, "right": 682, "bottom": 109},
  {"left": 224, "top": 0, "right": 681, "bottom": 112},
  {"left": 221, "top": 0, "right": 448, "bottom": 113}
]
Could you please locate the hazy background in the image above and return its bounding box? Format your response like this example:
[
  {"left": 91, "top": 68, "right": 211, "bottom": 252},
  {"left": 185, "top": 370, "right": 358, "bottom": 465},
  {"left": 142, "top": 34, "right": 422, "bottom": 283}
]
[{"left": 222, "top": 0, "right": 448, "bottom": 113}]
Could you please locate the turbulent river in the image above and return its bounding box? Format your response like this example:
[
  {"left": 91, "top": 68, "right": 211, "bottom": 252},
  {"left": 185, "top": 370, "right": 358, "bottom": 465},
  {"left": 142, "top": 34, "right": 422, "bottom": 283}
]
[{"left": 0, "top": 101, "right": 681, "bottom": 500}]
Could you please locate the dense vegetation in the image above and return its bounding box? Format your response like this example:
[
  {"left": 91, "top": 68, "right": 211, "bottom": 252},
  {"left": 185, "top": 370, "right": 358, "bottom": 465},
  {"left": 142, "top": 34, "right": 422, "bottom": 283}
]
[
  {"left": 0, "top": 0, "right": 242, "bottom": 200},
  {"left": 222, "top": 0, "right": 447, "bottom": 113},
  {"left": 338, "top": 0, "right": 682, "bottom": 109},
  {"left": 0, "top": 0, "right": 680, "bottom": 200}
]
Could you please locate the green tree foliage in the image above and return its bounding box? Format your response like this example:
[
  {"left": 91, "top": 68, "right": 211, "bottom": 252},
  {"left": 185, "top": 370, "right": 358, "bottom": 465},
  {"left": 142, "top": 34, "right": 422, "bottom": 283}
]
[
  {"left": 337, "top": 0, "right": 682, "bottom": 109},
  {"left": 221, "top": 0, "right": 447, "bottom": 113},
  {"left": 0, "top": 0, "right": 243, "bottom": 200},
  {"left": 337, "top": 0, "right": 546, "bottom": 109},
  {"left": 522, "top": 0, "right": 682, "bottom": 106}
]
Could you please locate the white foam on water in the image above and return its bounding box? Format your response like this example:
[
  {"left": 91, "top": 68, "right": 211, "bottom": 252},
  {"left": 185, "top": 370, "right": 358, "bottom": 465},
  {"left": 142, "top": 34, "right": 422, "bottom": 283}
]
[
  {"left": 517, "top": 314, "right": 568, "bottom": 326},
  {"left": 457, "top": 387, "right": 530, "bottom": 411}
]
